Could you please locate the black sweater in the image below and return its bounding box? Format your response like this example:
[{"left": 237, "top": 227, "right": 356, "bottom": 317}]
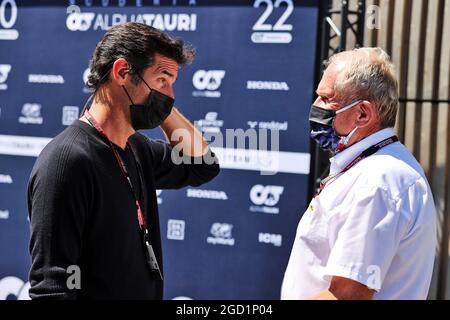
[{"left": 27, "top": 120, "right": 220, "bottom": 300}]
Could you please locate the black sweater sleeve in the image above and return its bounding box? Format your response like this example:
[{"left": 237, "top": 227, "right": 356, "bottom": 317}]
[
  {"left": 27, "top": 135, "right": 92, "bottom": 300},
  {"left": 145, "top": 138, "right": 220, "bottom": 189}
]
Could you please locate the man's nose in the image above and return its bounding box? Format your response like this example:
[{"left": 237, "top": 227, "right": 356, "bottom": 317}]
[
  {"left": 313, "top": 96, "right": 324, "bottom": 107},
  {"left": 162, "top": 85, "right": 175, "bottom": 99}
]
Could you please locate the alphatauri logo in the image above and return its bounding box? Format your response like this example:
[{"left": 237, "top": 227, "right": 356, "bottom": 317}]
[
  {"left": 249, "top": 184, "right": 284, "bottom": 214},
  {"left": 192, "top": 70, "right": 225, "bottom": 98},
  {"left": 66, "top": 5, "right": 197, "bottom": 32}
]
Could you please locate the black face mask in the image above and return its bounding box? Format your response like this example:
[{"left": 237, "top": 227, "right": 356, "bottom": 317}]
[
  {"left": 122, "top": 74, "right": 174, "bottom": 130},
  {"left": 308, "top": 101, "right": 362, "bottom": 152},
  {"left": 309, "top": 104, "right": 336, "bottom": 126}
]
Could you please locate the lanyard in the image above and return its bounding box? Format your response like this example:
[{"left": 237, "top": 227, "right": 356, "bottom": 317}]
[
  {"left": 84, "top": 109, "right": 149, "bottom": 236},
  {"left": 315, "top": 135, "right": 399, "bottom": 197},
  {"left": 84, "top": 108, "right": 163, "bottom": 280}
]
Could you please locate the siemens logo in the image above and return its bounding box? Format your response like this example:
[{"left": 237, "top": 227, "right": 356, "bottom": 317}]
[
  {"left": 246, "top": 81, "right": 290, "bottom": 91},
  {"left": 187, "top": 189, "right": 228, "bottom": 200}
]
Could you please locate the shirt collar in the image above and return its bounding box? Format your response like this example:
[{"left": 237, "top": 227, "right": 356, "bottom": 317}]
[{"left": 329, "top": 127, "right": 396, "bottom": 175}]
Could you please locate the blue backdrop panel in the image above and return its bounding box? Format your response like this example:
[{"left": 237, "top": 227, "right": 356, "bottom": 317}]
[{"left": 0, "top": 0, "right": 318, "bottom": 300}]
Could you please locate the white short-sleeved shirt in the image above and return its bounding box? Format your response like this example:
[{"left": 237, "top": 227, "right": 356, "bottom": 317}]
[{"left": 281, "top": 128, "right": 437, "bottom": 300}]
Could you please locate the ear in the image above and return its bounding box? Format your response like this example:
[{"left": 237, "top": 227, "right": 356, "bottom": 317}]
[
  {"left": 111, "top": 58, "right": 131, "bottom": 85},
  {"left": 355, "top": 100, "right": 377, "bottom": 128}
]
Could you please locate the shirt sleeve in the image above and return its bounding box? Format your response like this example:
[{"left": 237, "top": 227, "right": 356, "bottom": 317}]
[
  {"left": 28, "top": 143, "right": 92, "bottom": 300},
  {"left": 146, "top": 138, "right": 220, "bottom": 190},
  {"left": 323, "top": 186, "right": 409, "bottom": 291}
]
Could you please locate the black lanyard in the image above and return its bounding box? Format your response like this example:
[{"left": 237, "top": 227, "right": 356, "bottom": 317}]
[{"left": 315, "top": 135, "right": 399, "bottom": 197}]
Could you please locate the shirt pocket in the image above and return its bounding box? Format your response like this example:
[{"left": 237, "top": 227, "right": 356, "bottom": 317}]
[{"left": 297, "top": 198, "right": 330, "bottom": 250}]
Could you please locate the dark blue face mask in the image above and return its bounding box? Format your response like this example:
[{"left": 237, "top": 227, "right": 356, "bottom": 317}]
[
  {"left": 308, "top": 101, "right": 361, "bottom": 153},
  {"left": 310, "top": 122, "right": 341, "bottom": 151}
]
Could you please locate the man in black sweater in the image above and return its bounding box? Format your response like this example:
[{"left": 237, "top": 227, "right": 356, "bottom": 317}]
[{"left": 27, "top": 22, "right": 220, "bottom": 299}]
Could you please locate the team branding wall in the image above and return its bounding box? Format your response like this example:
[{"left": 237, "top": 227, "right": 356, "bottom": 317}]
[{"left": 0, "top": 0, "right": 318, "bottom": 299}]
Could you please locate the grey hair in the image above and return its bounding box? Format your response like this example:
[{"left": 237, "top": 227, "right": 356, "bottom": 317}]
[{"left": 326, "top": 47, "right": 399, "bottom": 128}]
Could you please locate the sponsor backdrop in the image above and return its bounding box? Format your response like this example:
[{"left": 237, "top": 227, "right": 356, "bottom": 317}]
[{"left": 0, "top": 0, "right": 318, "bottom": 299}]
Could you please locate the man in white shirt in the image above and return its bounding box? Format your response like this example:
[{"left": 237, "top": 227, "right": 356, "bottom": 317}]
[{"left": 281, "top": 47, "right": 437, "bottom": 300}]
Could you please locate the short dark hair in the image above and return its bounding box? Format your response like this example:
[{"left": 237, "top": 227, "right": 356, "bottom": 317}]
[{"left": 87, "top": 22, "right": 195, "bottom": 91}]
